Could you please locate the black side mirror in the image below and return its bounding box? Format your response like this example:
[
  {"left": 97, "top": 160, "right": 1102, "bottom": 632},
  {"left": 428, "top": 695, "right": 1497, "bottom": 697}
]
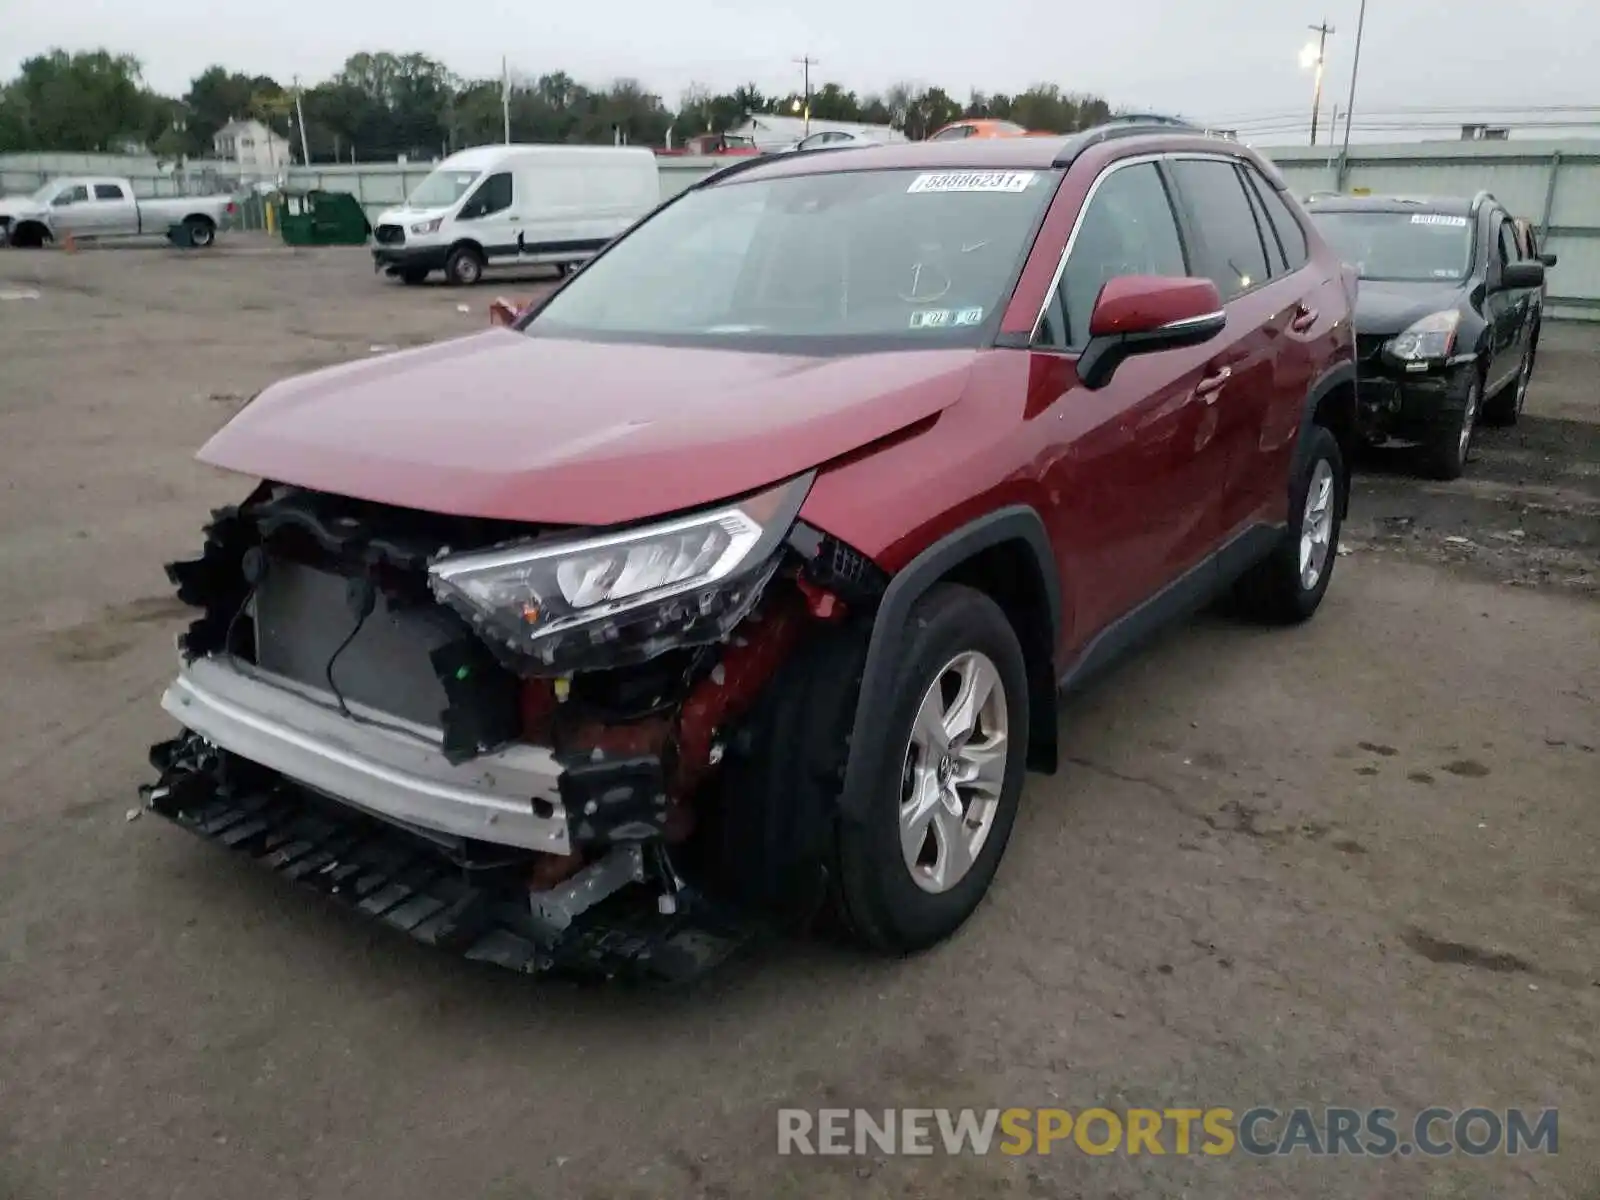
[
  {"left": 1539, "top": 252, "right": 1558, "bottom": 268},
  {"left": 1497, "top": 261, "right": 1545, "bottom": 292}
]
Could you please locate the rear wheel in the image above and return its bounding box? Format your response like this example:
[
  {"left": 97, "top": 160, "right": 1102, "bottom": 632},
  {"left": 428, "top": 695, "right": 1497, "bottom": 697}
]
[
  {"left": 1233, "top": 424, "right": 1346, "bottom": 625},
  {"left": 183, "top": 217, "right": 216, "bottom": 248},
  {"left": 832, "top": 584, "right": 1029, "bottom": 954},
  {"left": 444, "top": 245, "right": 484, "bottom": 286}
]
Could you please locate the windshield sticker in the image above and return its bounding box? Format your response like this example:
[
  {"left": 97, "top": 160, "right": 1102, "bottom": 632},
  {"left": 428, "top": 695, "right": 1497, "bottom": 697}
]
[
  {"left": 909, "top": 309, "right": 953, "bottom": 328},
  {"left": 953, "top": 306, "right": 985, "bottom": 325},
  {"left": 907, "top": 171, "right": 1036, "bottom": 195},
  {"left": 1411, "top": 213, "right": 1469, "bottom": 227}
]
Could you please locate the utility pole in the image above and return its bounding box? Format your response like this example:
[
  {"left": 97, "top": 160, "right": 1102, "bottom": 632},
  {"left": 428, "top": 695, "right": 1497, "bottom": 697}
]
[
  {"left": 1307, "top": 20, "right": 1335, "bottom": 146},
  {"left": 502, "top": 56, "right": 511, "bottom": 144},
  {"left": 293, "top": 75, "right": 311, "bottom": 166},
  {"left": 794, "top": 55, "right": 818, "bottom": 137}
]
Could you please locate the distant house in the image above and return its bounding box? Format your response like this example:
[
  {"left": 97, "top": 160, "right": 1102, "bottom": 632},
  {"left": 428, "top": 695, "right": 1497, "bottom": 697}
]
[
  {"left": 212, "top": 118, "right": 292, "bottom": 172},
  {"left": 726, "top": 114, "right": 905, "bottom": 153}
]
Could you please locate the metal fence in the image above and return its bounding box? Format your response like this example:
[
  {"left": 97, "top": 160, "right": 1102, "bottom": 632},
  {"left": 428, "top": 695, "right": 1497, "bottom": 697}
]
[
  {"left": 6, "top": 141, "right": 1598, "bottom": 320},
  {"left": 1262, "top": 140, "right": 1600, "bottom": 322}
]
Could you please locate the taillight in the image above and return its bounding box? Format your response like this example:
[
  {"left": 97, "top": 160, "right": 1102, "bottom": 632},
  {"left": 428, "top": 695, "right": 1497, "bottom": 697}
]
[{"left": 226, "top": 201, "right": 237, "bottom": 215}]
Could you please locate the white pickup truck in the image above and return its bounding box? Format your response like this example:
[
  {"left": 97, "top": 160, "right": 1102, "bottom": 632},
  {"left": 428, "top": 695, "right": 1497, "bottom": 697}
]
[{"left": 0, "top": 177, "right": 239, "bottom": 248}]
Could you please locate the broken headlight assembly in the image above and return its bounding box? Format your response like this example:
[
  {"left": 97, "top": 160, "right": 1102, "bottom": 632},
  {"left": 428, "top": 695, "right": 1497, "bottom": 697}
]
[
  {"left": 428, "top": 473, "right": 813, "bottom": 674},
  {"left": 1384, "top": 310, "right": 1459, "bottom": 363}
]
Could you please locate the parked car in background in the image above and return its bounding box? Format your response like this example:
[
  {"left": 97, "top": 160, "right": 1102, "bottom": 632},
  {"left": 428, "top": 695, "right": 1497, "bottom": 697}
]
[
  {"left": 927, "top": 119, "right": 1047, "bottom": 141},
  {"left": 0, "top": 177, "right": 238, "bottom": 248},
  {"left": 1306, "top": 191, "right": 1548, "bottom": 477},
  {"left": 145, "top": 121, "right": 1356, "bottom": 980},
  {"left": 783, "top": 128, "right": 884, "bottom": 152},
  {"left": 370, "top": 144, "right": 660, "bottom": 286}
]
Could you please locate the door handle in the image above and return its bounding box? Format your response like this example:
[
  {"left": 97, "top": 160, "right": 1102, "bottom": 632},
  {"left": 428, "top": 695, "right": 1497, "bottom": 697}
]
[
  {"left": 1290, "top": 304, "right": 1318, "bottom": 333},
  {"left": 1196, "top": 366, "right": 1232, "bottom": 402}
]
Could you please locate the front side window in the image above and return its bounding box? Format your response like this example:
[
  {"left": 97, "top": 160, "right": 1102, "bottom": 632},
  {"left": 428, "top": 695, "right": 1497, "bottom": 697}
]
[
  {"left": 53, "top": 185, "right": 89, "bottom": 206},
  {"left": 928, "top": 125, "right": 975, "bottom": 142},
  {"left": 527, "top": 167, "right": 1059, "bottom": 348},
  {"left": 1309, "top": 210, "right": 1474, "bottom": 282},
  {"left": 1043, "top": 161, "right": 1188, "bottom": 349},
  {"left": 1168, "top": 158, "right": 1270, "bottom": 299},
  {"left": 460, "top": 172, "right": 513, "bottom": 219},
  {"left": 1497, "top": 218, "right": 1519, "bottom": 265}
]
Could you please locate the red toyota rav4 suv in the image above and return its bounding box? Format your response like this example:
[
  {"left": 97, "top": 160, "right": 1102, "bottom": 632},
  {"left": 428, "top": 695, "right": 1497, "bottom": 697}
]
[{"left": 145, "top": 122, "right": 1357, "bottom": 979}]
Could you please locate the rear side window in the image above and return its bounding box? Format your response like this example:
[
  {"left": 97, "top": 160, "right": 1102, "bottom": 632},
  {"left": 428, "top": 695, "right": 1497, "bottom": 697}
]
[
  {"left": 1243, "top": 167, "right": 1309, "bottom": 271},
  {"left": 462, "top": 172, "right": 513, "bottom": 219},
  {"left": 93, "top": 183, "right": 125, "bottom": 200},
  {"left": 1169, "top": 158, "right": 1270, "bottom": 299},
  {"left": 1041, "top": 161, "right": 1188, "bottom": 349}
]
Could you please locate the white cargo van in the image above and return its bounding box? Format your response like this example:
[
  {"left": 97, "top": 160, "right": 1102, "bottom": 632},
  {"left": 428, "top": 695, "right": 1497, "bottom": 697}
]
[{"left": 370, "top": 144, "right": 660, "bottom": 285}]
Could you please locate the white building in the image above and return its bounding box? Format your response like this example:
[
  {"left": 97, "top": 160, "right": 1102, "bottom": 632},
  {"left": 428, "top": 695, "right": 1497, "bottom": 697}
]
[
  {"left": 212, "top": 118, "right": 293, "bottom": 172},
  {"left": 726, "top": 114, "right": 905, "bottom": 153}
]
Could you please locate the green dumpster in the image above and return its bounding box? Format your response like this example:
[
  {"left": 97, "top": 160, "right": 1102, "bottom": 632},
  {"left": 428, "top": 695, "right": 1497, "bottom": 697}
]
[{"left": 276, "top": 189, "right": 373, "bottom": 247}]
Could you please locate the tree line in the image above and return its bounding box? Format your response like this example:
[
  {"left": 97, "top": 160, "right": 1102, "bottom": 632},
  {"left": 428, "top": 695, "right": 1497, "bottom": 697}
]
[{"left": 0, "top": 48, "right": 1117, "bottom": 164}]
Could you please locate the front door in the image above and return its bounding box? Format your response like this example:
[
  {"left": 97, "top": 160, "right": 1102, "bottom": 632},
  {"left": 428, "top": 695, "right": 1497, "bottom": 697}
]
[
  {"left": 455, "top": 171, "right": 517, "bottom": 266},
  {"left": 1030, "top": 158, "right": 1231, "bottom": 645}
]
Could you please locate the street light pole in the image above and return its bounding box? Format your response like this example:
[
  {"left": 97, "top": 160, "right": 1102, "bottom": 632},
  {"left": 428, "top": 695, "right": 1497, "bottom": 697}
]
[
  {"left": 1339, "top": 0, "right": 1369, "bottom": 171},
  {"left": 794, "top": 55, "right": 818, "bottom": 137},
  {"left": 1306, "top": 20, "right": 1335, "bottom": 145}
]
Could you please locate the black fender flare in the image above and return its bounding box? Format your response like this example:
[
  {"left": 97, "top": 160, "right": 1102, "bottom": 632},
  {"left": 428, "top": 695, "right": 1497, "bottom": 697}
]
[
  {"left": 1294, "top": 359, "right": 1357, "bottom": 516},
  {"left": 837, "top": 505, "right": 1061, "bottom": 821}
]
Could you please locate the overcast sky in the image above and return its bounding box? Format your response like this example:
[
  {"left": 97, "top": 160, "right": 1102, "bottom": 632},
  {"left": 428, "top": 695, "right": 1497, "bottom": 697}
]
[{"left": 7, "top": 0, "right": 1598, "bottom": 143}]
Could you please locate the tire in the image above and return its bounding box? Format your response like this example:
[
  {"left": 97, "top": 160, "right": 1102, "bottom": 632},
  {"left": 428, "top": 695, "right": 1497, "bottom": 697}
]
[
  {"left": 184, "top": 217, "right": 215, "bottom": 248},
  {"left": 444, "top": 245, "right": 484, "bottom": 286},
  {"left": 398, "top": 267, "right": 430, "bottom": 286},
  {"left": 1233, "top": 424, "right": 1346, "bottom": 625},
  {"left": 832, "top": 584, "right": 1030, "bottom": 954},
  {"left": 1482, "top": 338, "right": 1534, "bottom": 427},
  {"left": 1422, "top": 372, "right": 1482, "bottom": 481}
]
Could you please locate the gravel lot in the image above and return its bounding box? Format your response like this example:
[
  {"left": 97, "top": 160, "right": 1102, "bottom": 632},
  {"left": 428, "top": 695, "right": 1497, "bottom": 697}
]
[{"left": 2, "top": 239, "right": 1597, "bottom": 1200}]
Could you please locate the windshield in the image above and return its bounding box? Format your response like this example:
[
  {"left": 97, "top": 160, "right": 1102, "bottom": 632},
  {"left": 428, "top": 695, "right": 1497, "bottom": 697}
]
[
  {"left": 1310, "top": 210, "right": 1474, "bottom": 282},
  {"left": 527, "top": 166, "right": 1059, "bottom": 348},
  {"left": 406, "top": 167, "right": 481, "bottom": 209}
]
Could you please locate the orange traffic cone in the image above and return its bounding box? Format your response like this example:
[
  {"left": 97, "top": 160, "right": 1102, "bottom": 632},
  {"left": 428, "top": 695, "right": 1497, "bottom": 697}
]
[{"left": 62, "top": 232, "right": 77, "bottom": 254}]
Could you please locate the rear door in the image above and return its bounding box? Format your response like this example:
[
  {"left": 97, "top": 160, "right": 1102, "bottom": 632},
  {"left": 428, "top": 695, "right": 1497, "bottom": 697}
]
[
  {"left": 1030, "top": 156, "right": 1231, "bottom": 640},
  {"left": 1165, "top": 156, "right": 1309, "bottom": 537},
  {"left": 88, "top": 181, "right": 138, "bottom": 236}
]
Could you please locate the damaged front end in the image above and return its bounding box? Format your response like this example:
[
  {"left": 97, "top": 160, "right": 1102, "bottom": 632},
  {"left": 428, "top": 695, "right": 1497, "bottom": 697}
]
[{"left": 141, "top": 475, "right": 885, "bottom": 980}]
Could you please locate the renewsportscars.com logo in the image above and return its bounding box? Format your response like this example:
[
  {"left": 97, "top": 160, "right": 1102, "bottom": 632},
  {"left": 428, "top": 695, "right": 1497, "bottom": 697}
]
[{"left": 776, "top": 1107, "right": 1559, "bottom": 1158}]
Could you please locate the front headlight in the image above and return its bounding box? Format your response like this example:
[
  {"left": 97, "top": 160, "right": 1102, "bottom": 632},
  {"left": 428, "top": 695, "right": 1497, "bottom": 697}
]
[
  {"left": 410, "top": 217, "right": 443, "bottom": 235},
  {"left": 1385, "top": 310, "right": 1460, "bottom": 361},
  {"left": 428, "top": 474, "right": 812, "bottom": 673}
]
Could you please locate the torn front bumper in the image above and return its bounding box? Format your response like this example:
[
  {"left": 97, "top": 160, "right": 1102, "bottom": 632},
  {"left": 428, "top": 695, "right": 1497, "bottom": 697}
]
[{"left": 141, "top": 732, "right": 755, "bottom": 982}]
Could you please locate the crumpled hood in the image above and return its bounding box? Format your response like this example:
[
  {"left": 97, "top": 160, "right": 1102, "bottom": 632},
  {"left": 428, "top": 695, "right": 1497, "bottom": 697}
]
[
  {"left": 199, "top": 330, "right": 977, "bottom": 526},
  {"left": 1353, "top": 280, "right": 1468, "bottom": 338}
]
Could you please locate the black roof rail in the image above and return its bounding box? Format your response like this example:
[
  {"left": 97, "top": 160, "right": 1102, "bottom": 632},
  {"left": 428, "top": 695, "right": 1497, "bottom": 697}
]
[{"left": 1052, "top": 114, "right": 1232, "bottom": 166}]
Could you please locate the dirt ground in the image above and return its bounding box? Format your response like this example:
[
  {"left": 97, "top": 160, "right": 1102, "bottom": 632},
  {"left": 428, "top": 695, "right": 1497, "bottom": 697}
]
[{"left": 1, "top": 239, "right": 1596, "bottom": 1200}]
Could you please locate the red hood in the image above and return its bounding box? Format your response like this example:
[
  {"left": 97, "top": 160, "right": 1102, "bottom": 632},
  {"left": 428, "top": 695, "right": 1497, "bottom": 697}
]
[{"left": 200, "top": 331, "right": 975, "bottom": 525}]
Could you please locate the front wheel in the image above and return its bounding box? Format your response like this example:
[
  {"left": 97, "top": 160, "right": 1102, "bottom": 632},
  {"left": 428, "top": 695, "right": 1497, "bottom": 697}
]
[
  {"left": 1423, "top": 373, "right": 1481, "bottom": 480},
  {"left": 1233, "top": 424, "right": 1346, "bottom": 625},
  {"left": 1482, "top": 340, "right": 1534, "bottom": 427},
  {"left": 444, "top": 245, "right": 484, "bottom": 286},
  {"left": 833, "top": 584, "right": 1029, "bottom": 954}
]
